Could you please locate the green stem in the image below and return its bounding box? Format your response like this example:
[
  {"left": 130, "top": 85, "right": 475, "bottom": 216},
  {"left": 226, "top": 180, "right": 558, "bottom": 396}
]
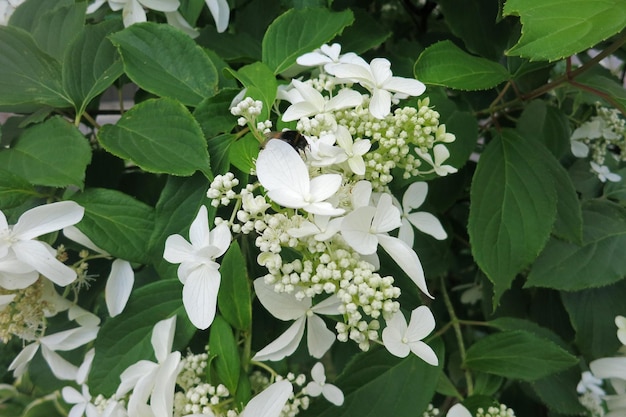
[{"left": 441, "top": 276, "right": 473, "bottom": 395}]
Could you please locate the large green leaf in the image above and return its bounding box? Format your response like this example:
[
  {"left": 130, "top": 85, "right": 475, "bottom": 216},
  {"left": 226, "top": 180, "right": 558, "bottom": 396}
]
[
  {"left": 262, "top": 8, "right": 354, "bottom": 74},
  {"left": 193, "top": 89, "right": 240, "bottom": 139},
  {"left": 218, "top": 242, "right": 252, "bottom": 331},
  {"left": 62, "top": 19, "right": 124, "bottom": 117},
  {"left": 526, "top": 200, "right": 626, "bottom": 291},
  {"left": 0, "top": 26, "right": 69, "bottom": 111},
  {"left": 414, "top": 41, "right": 510, "bottom": 91},
  {"left": 464, "top": 330, "right": 578, "bottom": 381},
  {"left": 516, "top": 100, "right": 571, "bottom": 159},
  {"left": 333, "top": 8, "right": 391, "bottom": 54},
  {"left": 227, "top": 62, "right": 277, "bottom": 121},
  {"left": 527, "top": 367, "right": 587, "bottom": 415},
  {"left": 97, "top": 98, "right": 212, "bottom": 178},
  {"left": 301, "top": 341, "right": 443, "bottom": 417},
  {"left": 0, "top": 169, "right": 37, "bottom": 210},
  {"left": 0, "top": 116, "right": 91, "bottom": 188},
  {"left": 575, "top": 72, "right": 626, "bottom": 114},
  {"left": 110, "top": 22, "right": 218, "bottom": 107},
  {"left": 562, "top": 279, "right": 626, "bottom": 359},
  {"left": 89, "top": 280, "right": 195, "bottom": 396},
  {"left": 468, "top": 130, "right": 557, "bottom": 302},
  {"left": 503, "top": 0, "right": 626, "bottom": 61},
  {"left": 8, "top": 0, "right": 74, "bottom": 31},
  {"left": 72, "top": 188, "right": 155, "bottom": 264},
  {"left": 208, "top": 316, "right": 241, "bottom": 394},
  {"left": 30, "top": 2, "right": 85, "bottom": 61}
]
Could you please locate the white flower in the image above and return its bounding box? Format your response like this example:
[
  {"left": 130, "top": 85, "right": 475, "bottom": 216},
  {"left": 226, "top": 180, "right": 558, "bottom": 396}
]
[
  {"left": 397, "top": 182, "right": 447, "bottom": 246},
  {"left": 88, "top": 0, "right": 180, "bottom": 27},
  {"left": 288, "top": 214, "right": 342, "bottom": 242},
  {"left": 616, "top": 315, "right": 626, "bottom": 346},
  {"left": 204, "top": 0, "right": 229, "bottom": 33},
  {"left": 163, "top": 206, "right": 231, "bottom": 330},
  {"left": 281, "top": 79, "right": 363, "bottom": 122},
  {"left": 9, "top": 308, "right": 100, "bottom": 379},
  {"left": 332, "top": 58, "right": 426, "bottom": 119},
  {"left": 335, "top": 126, "right": 371, "bottom": 176},
  {"left": 381, "top": 306, "right": 438, "bottom": 366},
  {"left": 0, "top": 201, "right": 84, "bottom": 290},
  {"left": 446, "top": 403, "right": 472, "bottom": 417},
  {"left": 296, "top": 43, "right": 367, "bottom": 75},
  {"left": 415, "top": 144, "right": 458, "bottom": 176},
  {"left": 63, "top": 384, "right": 100, "bottom": 417},
  {"left": 577, "top": 371, "right": 605, "bottom": 397},
  {"left": 116, "top": 316, "right": 182, "bottom": 417},
  {"left": 590, "top": 161, "right": 621, "bottom": 182},
  {"left": 570, "top": 120, "right": 598, "bottom": 158},
  {"left": 340, "top": 190, "right": 432, "bottom": 298},
  {"left": 306, "top": 362, "right": 344, "bottom": 406},
  {"left": 252, "top": 279, "right": 340, "bottom": 361},
  {"left": 307, "top": 131, "right": 348, "bottom": 168},
  {"left": 240, "top": 380, "right": 293, "bottom": 417},
  {"left": 256, "top": 139, "right": 345, "bottom": 216},
  {"left": 64, "top": 226, "right": 135, "bottom": 318}
]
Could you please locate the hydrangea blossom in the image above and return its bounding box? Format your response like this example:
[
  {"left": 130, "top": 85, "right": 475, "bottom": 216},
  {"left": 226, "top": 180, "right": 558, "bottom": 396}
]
[
  {"left": 305, "top": 362, "right": 344, "bottom": 406},
  {"left": 381, "top": 306, "right": 438, "bottom": 366},
  {"left": 0, "top": 201, "right": 84, "bottom": 290},
  {"left": 397, "top": 182, "right": 447, "bottom": 246},
  {"left": 163, "top": 206, "right": 231, "bottom": 330}
]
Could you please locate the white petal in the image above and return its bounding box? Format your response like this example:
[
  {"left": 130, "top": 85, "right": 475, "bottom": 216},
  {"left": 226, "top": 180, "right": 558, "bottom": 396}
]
[
  {"left": 41, "top": 344, "right": 78, "bottom": 380},
  {"left": 164, "top": 11, "right": 199, "bottom": 38},
  {"left": 267, "top": 188, "right": 307, "bottom": 209},
  {"left": 63, "top": 226, "right": 108, "bottom": 255},
  {"left": 351, "top": 180, "right": 372, "bottom": 208},
  {"left": 341, "top": 206, "right": 379, "bottom": 255},
  {"left": 383, "top": 76, "right": 426, "bottom": 96},
  {"left": 210, "top": 223, "right": 232, "bottom": 256},
  {"left": 252, "top": 317, "right": 306, "bottom": 361},
  {"left": 138, "top": 0, "right": 179, "bottom": 12},
  {"left": 42, "top": 326, "right": 99, "bottom": 351},
  {"left": 326, "top": 89, "right": 363, "bottom": 112},
  {"left": 397, "top": 218, "right": 415, "bottom": 247},
  {"left": 306, "top": 314, "right": 335, "bottom": 358},
  {"left": 303, "top": 202, "right": 345, "bottom": 216},
  {"left": 62, "top": 386, "right": 84, "bottom": 404},
  {"left": 406, "top": 306, "right": 436, "bottom": 341},
  {"left": 347, "top": 156, "right": 366, "bottom": 176},
  {"left": 205, "top": 0, "right": 230, "bottom": 33},
  {"left": 151, "top": 352, "right": 182, "bottom": 417},
  {"left": 570, "top": 140, "right": 589, "bottom": 158},
  {"left": 69, "top": 305, "right": 101, "bottom": 327},
  {"left": 297, "top": 51, "right": 332, "bottom": 67},
  {"left": 409, "top": 341, "right": 439, "bottom": 366},
  {"left": 257, "top": 139, "right": 309, "bottom": 195},
  {"left": 332, "top": 62, "right": 375, "bottom": 87},
  {"left": 310, "top": 362, "right": 325, "bottom": 383},
  {"left": 8, "top": 342, "right": 39, "bottom": 376},
  {"left": 116, "top": 360, "right": 158, "bottom": 398},
  {"left": 283, "top": 101, "right": 321, "bottom": 122},
  {"left": 152, "top": 316, "right": 176, "bottom": 362},
  {"left": 433, "top": 144, "right": 451, "bottom": 165},
  {"left": 127, "top": 372, "right": 156, "bottom": 416},
  {"left": 310, "top": 295, "right": 342, "bottom": 315},
  {"left": 0, "top": 258, "right": 38, "bottom": 290},
  {"left": 305, "top": 381, "right": 323, "bottom": 397},
  {"left": 369, "top": 58, "right": 392, "bottom": 85},
  {"left": 0, "top": 293, "right": 16, "bottom": 309},
  {"left": 372, "top": 194, "right": 402, "bottom": 233},
  {"left": 407, "top": 212, "right": 447, "bottom": 240},
  {"left": 86, "top": 0, "right": 107, "bottom": 13},
  {"left": 292, "top": 79, "right": 325, "bottom": 109},
  {"left": 446, "top": 404, "right": 472, "bottom": 417},
  {"left": 13, "top": 201, "right": 84, "bottom": 240},
  {"left": 253, "top": 278, "right": 309, "bottom": 320},
  {"left": 382, "top": 321, "right": 409, "bottom": 358},
  {"left": 189, "top": 206, "right": 210, "bottom": 248},
  {"left": 308, "top": 174, "right": 342, "bottom": 202},
  {"left": 369, "top": 88, "right": 392, "bottom": 119},
  {"left": 378, "top": 235, "right": 432, "bottom": 298},
  {"left": 106, "top": 259, "right": 135, "bottom": 317},
  {"left": 14, "top": 240, "right": 76, "bottom": 286},
  {"left": 123, "top": 0, "right": 147, "bottom": 27},
  {"left": 163, "top": 234, "right": 196, "bottom": 264},
  {"left": 590, "top": 357, "right": 626, "bottom": 380},
  {"left": 322, "top": 384, "right": 344, "bottom": 406},
  {"left": 403, "top": 182, "right": 428, "bottom": 211},
  {"left": 182, "top": 266, "right": 221, "bottom": 330},
  {"left": 240, "top": 380, "right": 293, "bottom": 417},
  {"left": 77, "top": 348, "right": 95, "bottom": 385}
]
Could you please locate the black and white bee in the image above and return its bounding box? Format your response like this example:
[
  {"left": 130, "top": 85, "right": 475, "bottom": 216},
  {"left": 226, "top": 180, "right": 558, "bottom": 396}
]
[{"left": 263, "top": 130, "right": 309, "bottom": 153}]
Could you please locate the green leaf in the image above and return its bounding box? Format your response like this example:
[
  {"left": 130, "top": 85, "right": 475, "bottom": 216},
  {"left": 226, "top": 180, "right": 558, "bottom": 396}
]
[
  {"left": 562, "top": 279, "right": 626, "bottom": 359},
  {"left": 0, "top": 116, "right": 91, "bottom": 188},
  {"left": 218, "top": 242, "right": 252, "bottom": 330},
  {"left": 110, "top": 22, "right": 218, "bottom": 106},
  {"left": 503, "top": 0, "right": 626, "bottom": 61},
  {"left": 414, "top": 41, "right": 510, "bottom": 90},
  {"left": 262, "top": 8, "right": 354, "bottom": 74},
  {"left": 193, "top": 89, "right": 239, "bottom": 139},
  {"left": 90, "top": 280, "right": 195, "bottom": 396},
  {"left": 30, "top": 2, "right": 85, "bottom": 61},
  {"left": 0, "top": 169, "right": 37, "bottom": 210},
  {"left": 227, "top": 62, "right": 277, "bottom": 121},
  {"left": 528, "top": 367, "right": 587, "bottom": 415},
  {"left": 149, "top": 174, "right": 211, "bottom": 276},
  {"left": 464, "top": 330, "right": 578, "bottom": 381},
  {"left": 98, "top": 98, "right": 212, "bottom": 178},
  {"left": 71, "top": 188, "right": 155, "bottom": 264},
  {"left": 333, "top": 8, "right": 391, "bottom": 54},
  {"left": 468, "top": 130, "right": 557, "bottom": 302},
  {"left": 526, "top": 200, "right": 626, "bottom": 291},
  {"left": 436, "top": 0, "right": 515, "bottom": 60},
  {"left": 301, "top": 341, "right": 443, "bottom": 417},
  {"left": 229, "top": 133, "right": 259, "bottom": 174},
  {"left": 207, "top": 134, "right": 234, "bottom": 175},
  {"left": 516, "top": 100, "right": 571, "bottom": 159},
  {"left": 208, "top": 316, "right": 241, "bottom": 394},
  {"left": 0, "top": 26, "right": 69, "bottom": 111},
  {"left": 575, "top": 72, "right": 626, "bottom": 114},
  {"left": 196, "top": 30, "right": 261, "bottom": 62},
  {"left": 8, "top": 0, "right": 74, "bottom": 31},
  {"left": 62, "top": 19, "right": 124, "bottom": 117}
]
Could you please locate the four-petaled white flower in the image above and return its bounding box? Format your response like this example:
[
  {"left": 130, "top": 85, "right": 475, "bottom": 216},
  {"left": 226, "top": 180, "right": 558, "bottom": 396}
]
[
  {"left": 0, "top": 201, "right": 84, "bottom": 290},
  {"left": 282, "top": 79, "right": 363, "bottom": 122},
  {"left": 333, "top": 57, "right": 426, "bottom": 119},
  {"left": 341, "top": 185, "right": 432, "bottom": 298},
  {"left": 415, "top": 144, "right": 458, "bottom": 176},
  {"left": 590, "top": 161, "right": 621, "bottom": 183},
  {"left": 116, "top": 316, "right": 182, "bottom": 417},
  {"left": 256, "top": 139, "right": 345, "bottom": 216},
  {"left": 163, "top": 205, "right": 231, "bottom": 330},
  {"left": 64, "top": 226, "right": 135, "bottom": 318},
  {"left": 381, "top": 306, "right": 438, "bottom": 366},
  {"left": 306, "top": 362, "right": 344, "bottom": 406},
  {"left": 397, "top": 182, "right": 447, "bottom": 246},
  {"left": 252, "top": 278, "right": 341, "bottom": 361},
  {"left": 335, "top": 126, "right": 371, "bottom": 176},
  {"left": 297, "top": 43, "right": 366, "bottom": 75},
  {"left": 87, "top": 0, "right": 180, "bottom": 27}
]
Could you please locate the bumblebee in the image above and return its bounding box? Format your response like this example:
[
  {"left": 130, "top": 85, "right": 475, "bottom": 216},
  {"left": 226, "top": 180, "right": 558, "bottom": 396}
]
[{"left": 263, "top": 130, "right": 309, "bottom": 153}]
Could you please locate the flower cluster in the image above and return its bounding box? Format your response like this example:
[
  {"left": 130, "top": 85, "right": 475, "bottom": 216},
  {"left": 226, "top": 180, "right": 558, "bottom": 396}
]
[{"left": 570, "top": 104, "right": 625, "bottom": 182}]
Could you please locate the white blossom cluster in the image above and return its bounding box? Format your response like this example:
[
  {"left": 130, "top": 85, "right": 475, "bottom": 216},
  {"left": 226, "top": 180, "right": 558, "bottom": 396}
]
[
  {"left": 570, "top": 104, "right": 625, "bottom": 182},
  {"left": 475, "top": 405, "right": 516, "bottom": 417}
]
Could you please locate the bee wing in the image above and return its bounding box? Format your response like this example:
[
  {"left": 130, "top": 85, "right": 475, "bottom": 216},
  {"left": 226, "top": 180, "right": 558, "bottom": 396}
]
[{"left": 256, "top": 139, "right": 310, "bottom": 198}]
